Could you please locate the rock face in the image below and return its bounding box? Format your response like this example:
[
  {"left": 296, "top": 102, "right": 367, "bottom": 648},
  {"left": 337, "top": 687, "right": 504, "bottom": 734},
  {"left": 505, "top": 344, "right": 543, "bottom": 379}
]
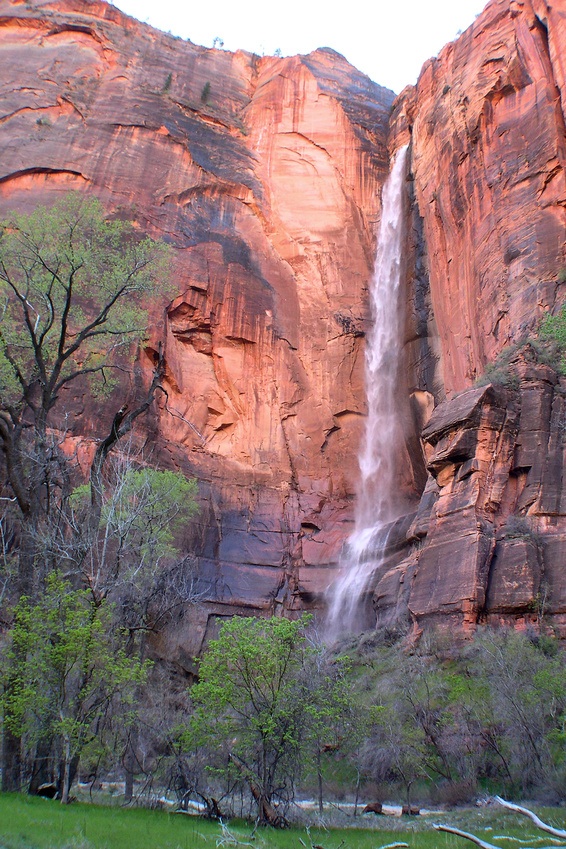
[
  {"left": 1, "top": 0, "right": 566, "bottom": 649},
  {"left": 372, "top": 353, "right": 566, "bottom": 637},
  {"left": 394, "top": 0, "right": 566, "bottom": 396},
  {"left": 0, "top": 0, "right": 399, "bottom": 656},
  {"left": 380, "top": 0, "right": 566, "bottom": 637}
]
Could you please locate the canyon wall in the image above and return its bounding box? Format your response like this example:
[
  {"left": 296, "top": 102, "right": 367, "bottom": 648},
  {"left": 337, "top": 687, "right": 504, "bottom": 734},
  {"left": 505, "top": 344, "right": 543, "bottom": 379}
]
[
  {"left": 379, "top": 0, "right": 566, "bottom": 637},
  {"left": 1, "top": 0, "right": 566, "bottom": 652},
  {"left": 0, "top": 0, "right": 401, "bottom": 659}
]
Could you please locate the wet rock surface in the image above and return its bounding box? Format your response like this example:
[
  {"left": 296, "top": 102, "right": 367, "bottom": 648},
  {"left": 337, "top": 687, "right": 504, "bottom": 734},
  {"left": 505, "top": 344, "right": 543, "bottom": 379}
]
[{"left": 372, "top": 359, "right": 566, "bottom": 636}]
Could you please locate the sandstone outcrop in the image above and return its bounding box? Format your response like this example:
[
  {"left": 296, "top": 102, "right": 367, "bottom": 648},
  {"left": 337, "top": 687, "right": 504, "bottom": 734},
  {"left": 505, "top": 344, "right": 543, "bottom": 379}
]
[
  {"left": 394, "top": 0, "right": 566, "bottom": 396},
  {"left": 2, "top": 0, "right": 566, "bottom": 648},
  {"left": 372, "top": 352, "right": 566, "bottom": 637},
  {"left": 0, "top": 0, "right": 398, "bottom": 658},
  {"left": 383, "top": 0, "right": 566, "bottom": 636}
]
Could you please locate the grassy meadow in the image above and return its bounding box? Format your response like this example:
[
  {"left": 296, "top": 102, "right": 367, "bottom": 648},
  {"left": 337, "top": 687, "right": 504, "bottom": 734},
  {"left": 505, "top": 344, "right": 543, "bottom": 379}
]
[{"left": 1, "top": 793, "right": 566, "bottom": 849}]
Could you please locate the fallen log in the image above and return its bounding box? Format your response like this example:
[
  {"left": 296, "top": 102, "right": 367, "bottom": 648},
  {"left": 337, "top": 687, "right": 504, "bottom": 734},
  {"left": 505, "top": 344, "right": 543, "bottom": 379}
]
[
  {"left": 433, "top": 823, "right": 500, "bottom": 849},
  {"left": 495, "top": 797, "right": 566, "bottom": 839}
]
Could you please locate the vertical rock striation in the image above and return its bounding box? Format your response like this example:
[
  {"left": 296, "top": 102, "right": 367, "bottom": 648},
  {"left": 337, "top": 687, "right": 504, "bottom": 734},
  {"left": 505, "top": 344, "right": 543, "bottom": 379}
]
[
  {"left": 394, "top": 0, "right": 566, "bottom": 395},
  {"left": 0, "top": 0, "right": 396, "bottom": 657},
  {"left": 383, "top": 0, "right": 566, "bottom": 637},
  {"left": 2, "top": 0, "right": 566, "bottom": 645}
]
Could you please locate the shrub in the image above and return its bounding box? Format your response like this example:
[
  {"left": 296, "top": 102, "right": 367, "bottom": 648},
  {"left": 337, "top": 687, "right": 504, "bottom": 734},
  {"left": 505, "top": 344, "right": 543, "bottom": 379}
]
[{"left": 539, "top": 303, "right": 566, "bottom": 374}]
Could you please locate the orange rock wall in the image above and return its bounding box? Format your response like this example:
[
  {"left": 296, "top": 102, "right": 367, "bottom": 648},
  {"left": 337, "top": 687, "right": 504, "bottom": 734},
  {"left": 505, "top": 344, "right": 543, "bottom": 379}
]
[
  {"left": 0, "top": 0, "right": 397, "bottom": 650},
  {"left": 3, "top": 0, "right": 566, "bottom": 647},
  {"left": 394, "top": 0, "right": 566, "bottom": 396},
  {"left": 381, "top": 0, "right": 566, "bottom": 637}
]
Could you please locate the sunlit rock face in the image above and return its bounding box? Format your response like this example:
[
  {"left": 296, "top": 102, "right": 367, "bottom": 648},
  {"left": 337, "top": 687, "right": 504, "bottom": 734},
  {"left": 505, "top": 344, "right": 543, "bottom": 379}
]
[
  {"left": 0, "top": 0, "right": 396, "bottom": 656},
  {"left": 3, "top": 0, "right": 566, "bottom": 650},
  {"left": 394, "top": 0, "right": 566, "bottom": 397},
  {"left": 382, "top": 0, "right": 566, "bottom": 637}
]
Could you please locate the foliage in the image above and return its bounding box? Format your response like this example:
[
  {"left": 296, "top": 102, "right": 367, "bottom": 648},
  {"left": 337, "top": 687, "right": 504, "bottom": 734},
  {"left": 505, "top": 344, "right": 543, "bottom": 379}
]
[
  {"left": 0, "top": 193, "right": 171, "bottom": 408},
  {"left": 469, "top": 629, "right": 566, "bottom": 796},
  {"left": 188, "top": 616, "right": 355, "bottom": 824},
  {"left": 475, "top": 343, "right": 521, "bottom": 389},
  {"left": 0, "top": 194, "right": 181, "bottom": 795},
  {"left": 476, "top": 299, "right": 566, "bottom": 387},
  {"left": 1, "top": 573, "right": 150, "bottom": 802},
  {"left": 355, "top": 627, "right": 566, "bottom": 805},
  {"left": 101, "top": 467, "right": 197, "bottom": 559},
  {"left": 539, "top": 303, "right": 566, "bottom": 374},
  {"left": 72, "top": 459, "right": 199, "bottom": 604}
]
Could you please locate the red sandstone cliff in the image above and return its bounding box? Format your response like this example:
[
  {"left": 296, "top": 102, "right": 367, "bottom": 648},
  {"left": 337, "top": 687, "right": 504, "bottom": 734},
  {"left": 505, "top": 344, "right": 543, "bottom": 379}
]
[
  {"left": 0, "top": 0, "right": 397, "bottom": 656},
  {"left": 2, "top": 0, "right": 566, "bottom": 649},
  {"left": 394, "top": 0, "right": 566, "bottom": 394},
  {"left": 379, "top": 0, "right": 566, "bottom": 637}
]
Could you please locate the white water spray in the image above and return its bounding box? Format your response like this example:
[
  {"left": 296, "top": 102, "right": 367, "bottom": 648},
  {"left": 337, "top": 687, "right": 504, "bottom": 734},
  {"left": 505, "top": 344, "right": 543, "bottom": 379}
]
[{"left": 326, "top": 145, "right": 409, "bottom": 637}]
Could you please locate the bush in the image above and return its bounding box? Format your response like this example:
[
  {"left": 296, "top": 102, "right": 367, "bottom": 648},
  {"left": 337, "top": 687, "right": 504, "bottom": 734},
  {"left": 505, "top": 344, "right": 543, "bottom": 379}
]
[
  {"left": 475, "top": 343, "right": 522, "bottom": 389},
  {"left": 538, "top": 303, "right": 566, "bottom": 374}
]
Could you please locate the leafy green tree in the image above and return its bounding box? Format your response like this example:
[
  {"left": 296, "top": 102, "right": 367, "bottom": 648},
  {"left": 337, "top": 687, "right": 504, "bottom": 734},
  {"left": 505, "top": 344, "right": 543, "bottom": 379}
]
[
  {"left": 72, "top": 458, "right": 199, "bottom": 615},
  {"left": 188, "top": 616, "right": 352, "bottom": 826},
  {"left": 362, "top": 697, "right": 430, "bottom": 809},
  {"left": 2, "top": 573, "right": 149, "bottom": 803},
  {"left": 356, "top": 628, "right": 566, "bottom": 805},
  {"left": 0, "top": 193, "right": 171, "bottom": 597},
  {"left": 71, "top": 456, "right": 199, "bottom": 802},
  {"left": 304, "top": 649, "right": 358, "bottom": 814},
  {"left": 0, "top": 194, "right": 172, "bottom": 791}
]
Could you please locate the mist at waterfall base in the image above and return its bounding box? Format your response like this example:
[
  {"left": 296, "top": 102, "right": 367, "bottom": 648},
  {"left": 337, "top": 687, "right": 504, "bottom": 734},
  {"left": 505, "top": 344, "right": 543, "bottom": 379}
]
[{"left": 326, "top": 146, "right": 409, "bottom": 640}]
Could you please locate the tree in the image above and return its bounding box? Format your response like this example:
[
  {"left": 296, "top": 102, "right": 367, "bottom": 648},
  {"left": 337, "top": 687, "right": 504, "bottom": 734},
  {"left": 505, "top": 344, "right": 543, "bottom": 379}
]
[
  {"left": 355, "top": 627, "right": 566, "bottom": 806},
  {"left": 2, "top": 573, "right": 149, "bottom": 803},
  {"left": 187, "top": 616, "right": 352, "bottom": 826},
  {"left": 0, "top": 194, "right": 172, "bottom": 791},
  {"left": 71, "top": 454, "right": 199, "bottom": 619},
  {"left": 469, "top": 629, "right": 566, "bottom": 796},
  {"left": 303, "top": 646, "right": 358, "bottom": 814},
  {"left": 0, "top": 193, "right": 171, "bottom": 594},
  {"left": 70, "top": 453, "right": 199, "bottom": 802}
]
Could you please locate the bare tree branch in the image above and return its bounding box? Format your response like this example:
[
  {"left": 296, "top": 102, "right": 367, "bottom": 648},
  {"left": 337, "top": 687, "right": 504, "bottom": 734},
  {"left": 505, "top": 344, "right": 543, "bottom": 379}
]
[
  {"left": 495, "top": 797, "right": 566, "bottom": 839},
  {"left": 88, "top": 345, "right": 165, "bottom": 537},
  {"left": 433, "top": 824, "right": 500, "bottom": 849}
]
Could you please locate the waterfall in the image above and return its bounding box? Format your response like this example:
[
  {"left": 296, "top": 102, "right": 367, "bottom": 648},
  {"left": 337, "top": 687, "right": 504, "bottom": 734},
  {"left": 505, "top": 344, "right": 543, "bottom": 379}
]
[{"left": 326, "top": 144, "right": 409, "bottom": 637}]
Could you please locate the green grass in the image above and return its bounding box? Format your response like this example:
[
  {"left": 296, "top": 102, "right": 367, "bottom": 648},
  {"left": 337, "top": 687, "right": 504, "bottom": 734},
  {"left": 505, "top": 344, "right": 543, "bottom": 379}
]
[{"left": 1, "top": 793, "right": 565, "bottom": 849}]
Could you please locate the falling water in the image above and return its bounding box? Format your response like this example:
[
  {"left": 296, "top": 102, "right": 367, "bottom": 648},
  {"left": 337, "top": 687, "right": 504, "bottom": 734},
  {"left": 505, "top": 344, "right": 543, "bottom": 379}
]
[{"left": 326, "top": 144, "right": 409, "bottom": 637}]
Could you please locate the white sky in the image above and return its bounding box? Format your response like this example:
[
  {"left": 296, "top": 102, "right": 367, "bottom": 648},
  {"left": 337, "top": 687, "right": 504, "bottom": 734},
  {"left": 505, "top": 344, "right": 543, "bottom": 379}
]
[{"left": 112, "top": 0, "right": 489, "bottom": 94}]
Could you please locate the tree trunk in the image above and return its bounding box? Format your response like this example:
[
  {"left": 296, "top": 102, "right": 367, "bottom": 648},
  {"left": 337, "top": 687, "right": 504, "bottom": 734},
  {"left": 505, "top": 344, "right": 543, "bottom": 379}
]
[
  {"left": 1, "top": 723, "right": 21, "bottom": 792},
  {"left": 316, "top": 747, "right": 323, "bottom": 814},
  {"left": 353, "top": 766, "right": 361, "bottom": 817},
  {"left": 230, "top": 753, "right": 287, "bottom": 828},
  {"left": 28, "top": 736, "right": 53, "bottom": 795},
  {"left": 124, "top": 738, "right": 135, "bottom": 804},
  {"left": 60, "top": 739, "right": 72, "bottom": 804}
]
